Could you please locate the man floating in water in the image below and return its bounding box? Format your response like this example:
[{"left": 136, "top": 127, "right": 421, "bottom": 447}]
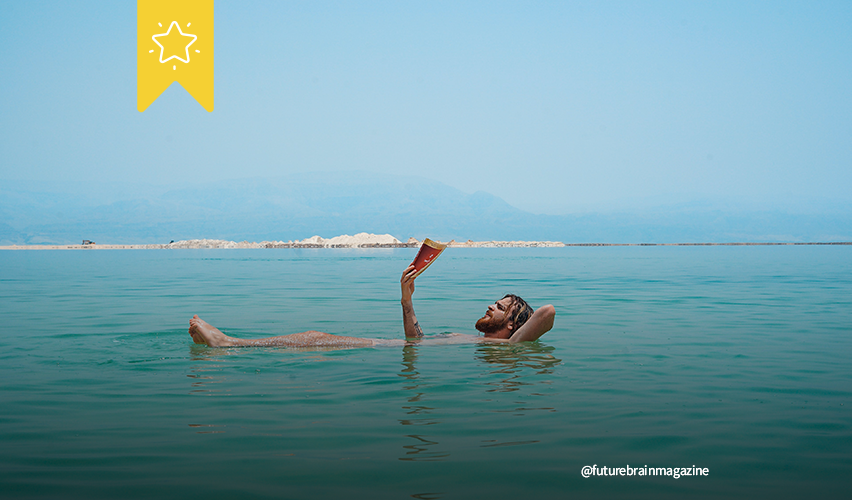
[{"left": 188, "top": 264, "right": 556, "bottom": 347}]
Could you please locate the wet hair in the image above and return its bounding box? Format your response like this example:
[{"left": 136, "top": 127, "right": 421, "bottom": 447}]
[{"left": 503, "top": 294, "right": 533, "bottom": 329}]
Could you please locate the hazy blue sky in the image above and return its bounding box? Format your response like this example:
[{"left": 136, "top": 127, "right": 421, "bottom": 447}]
[{"left": 1, "top": 1, "right": 850, "bottom": 214}]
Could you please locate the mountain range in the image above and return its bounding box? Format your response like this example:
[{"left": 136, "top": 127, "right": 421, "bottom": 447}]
[{"left": 1, "top": 172, "right": 850, "bottom": 245}]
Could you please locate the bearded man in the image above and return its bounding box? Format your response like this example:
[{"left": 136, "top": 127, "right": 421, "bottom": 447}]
[{"left": 189, "top": 265, "right": 555, "bottom": 347}]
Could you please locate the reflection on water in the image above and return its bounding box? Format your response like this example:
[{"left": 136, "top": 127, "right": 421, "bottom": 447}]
[
  {"left": 397, "top": 343, "right": 561, "bottom": 461},
  {"left": 401, "top": 434, "right": 447, "bottom": 462},
  {"left": 187, "top": 423, "right": 225, "bottom": 434},
  {"left": 189, "top": 343, "right": 237, "bottom": 360},
  {"left": 398, "top": 345, "right": 430, "bottom": 423},
  {"left": 187, "top": 344, "right": 232, "bottom": 397},
  {"left": 398, "top": 345, "right": 447, "bottom": 462},
  {"left": 475, "top": 343, "right": 561, "bottom": 416},
  {"left": 476, "top": 342, "right": 562, "bottom": 376},
  {"left": 410, "top": 492, "right": 446, "bottom": 500}
]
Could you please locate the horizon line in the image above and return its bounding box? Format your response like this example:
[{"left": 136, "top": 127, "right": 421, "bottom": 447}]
[{"left": 2, "top": 241, "right": 850, "bottom": 251}]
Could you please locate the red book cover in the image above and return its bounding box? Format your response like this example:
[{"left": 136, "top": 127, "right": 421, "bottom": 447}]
[{"left": 410, "top": 238, "right": 447, "bottom": 278}]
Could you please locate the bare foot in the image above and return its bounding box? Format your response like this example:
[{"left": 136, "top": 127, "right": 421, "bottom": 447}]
[{"left": 189, "top": 315, "right": 233, "bottom": 347}]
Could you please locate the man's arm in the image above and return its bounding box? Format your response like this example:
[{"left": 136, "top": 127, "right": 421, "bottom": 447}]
[
  {"left": 508, "top": 304, "right": 555, "bottom": 343},
  {"left": 401, "top": 265, "right": 424, "bottom": 338}
]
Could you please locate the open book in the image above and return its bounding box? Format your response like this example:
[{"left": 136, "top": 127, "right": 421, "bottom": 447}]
[{"left": 410, "top": 238, "right": 447, "bottom": 278}]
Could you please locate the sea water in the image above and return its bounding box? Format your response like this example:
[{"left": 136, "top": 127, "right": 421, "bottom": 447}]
[{"left": 0, "top": 247, "right": 850, "bottom": 499}]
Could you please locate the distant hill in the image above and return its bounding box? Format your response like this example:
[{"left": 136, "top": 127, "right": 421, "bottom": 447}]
[{"left": 1, "top": 172, "right": 850, "bottom": 244}]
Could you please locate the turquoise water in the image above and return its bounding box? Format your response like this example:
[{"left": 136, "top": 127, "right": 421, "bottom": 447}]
[{"left": 1, "top": 247, "right": 850, "bottom": 499}]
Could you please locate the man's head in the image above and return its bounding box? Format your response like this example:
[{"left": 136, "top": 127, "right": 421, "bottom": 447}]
[{"left": 475, "top": 294, "right": 533, "bottom": 338}]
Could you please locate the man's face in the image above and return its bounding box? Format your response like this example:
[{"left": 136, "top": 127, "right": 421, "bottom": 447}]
[{"left": 475, "top": 297, "right": 514, "bottom": 334}]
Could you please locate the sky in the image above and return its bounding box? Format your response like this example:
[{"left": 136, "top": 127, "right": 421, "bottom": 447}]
[{"left": 1, "top": 0, "right": 850, "bottom": 215}]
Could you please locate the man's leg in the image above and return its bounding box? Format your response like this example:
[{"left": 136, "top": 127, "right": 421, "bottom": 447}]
[{"left": 188, "top": 315, "right": 374, "bottom": 348}]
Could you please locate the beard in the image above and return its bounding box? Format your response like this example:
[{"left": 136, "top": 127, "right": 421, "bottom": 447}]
[{"left": 475, "top": 315, "right": 506, "bottom": 334}]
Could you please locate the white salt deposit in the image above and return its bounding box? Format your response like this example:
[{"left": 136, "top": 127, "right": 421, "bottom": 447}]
[
  {"left": 166, "top": 239, "right": 262, "bottom": 249},
  {"left": 296, "top": 232, "right": 402, "bottom": 247}
]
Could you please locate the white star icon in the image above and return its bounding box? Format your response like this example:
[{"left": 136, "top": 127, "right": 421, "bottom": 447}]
[{"left": 152, "top": 21, "right": 197, "bottom": 64}]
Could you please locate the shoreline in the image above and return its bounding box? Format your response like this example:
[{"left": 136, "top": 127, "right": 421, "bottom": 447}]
[{"left": 1, "top": 241, "right": 849, "bottom": 250}]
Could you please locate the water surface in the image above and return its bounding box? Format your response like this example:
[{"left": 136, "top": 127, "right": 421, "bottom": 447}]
[{"left": 1, "top": 247, "right": 850, "bottom": 498}]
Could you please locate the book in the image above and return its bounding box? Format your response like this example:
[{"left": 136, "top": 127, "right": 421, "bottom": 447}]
[{"left": 410, "top": 238, "right": 447, "bottom": 278}]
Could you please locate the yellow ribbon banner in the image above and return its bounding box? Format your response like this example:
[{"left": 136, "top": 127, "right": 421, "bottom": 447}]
[{"left": 138, "top": 0, "right": 214, "bottom": 112}]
